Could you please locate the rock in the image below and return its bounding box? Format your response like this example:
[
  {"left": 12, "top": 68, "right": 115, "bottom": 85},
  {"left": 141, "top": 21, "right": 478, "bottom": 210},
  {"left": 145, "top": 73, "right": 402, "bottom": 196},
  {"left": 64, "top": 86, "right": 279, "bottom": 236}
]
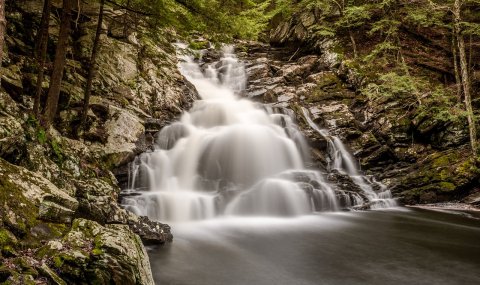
[
  {"left": 0, "top": 158, "right": 80, "bottom": 240},
  {"left": 391, "top": 147, "right": 480, "bottom": 204},
  {"left": 127, "top": 215, "right": 173, "bottom": 245},
  {"left": 92, "top": 108, "right": 145, "bottom": 168},
  {"left": 0, "top": 90, "right": 20, "bottom": 115},
  {"left": 327, "top": 170, "right": 365, "bottom": 197},
  {"left": 310, "top": 103, "right": 356, "bottom": 130},
  {"left": 38, "top": 201, "right": 76, "bottom": 224},
  {"left": 74, "top": 178, "right": 129, "bottom": 224},
  {"left": 1, "top": 65, "right": 23, "bottom": 101},
  {"left": 38, "top": 219, "right": 155, "bottom": 285},
  {"left": 0, "top": 114, "right": 25, "bottom": 160},
  {"left": 37, "top": 263, "right": 67, "bottom": 285},
  {"left": 246, "top": 63, "right": 271, "bottom": 81}
]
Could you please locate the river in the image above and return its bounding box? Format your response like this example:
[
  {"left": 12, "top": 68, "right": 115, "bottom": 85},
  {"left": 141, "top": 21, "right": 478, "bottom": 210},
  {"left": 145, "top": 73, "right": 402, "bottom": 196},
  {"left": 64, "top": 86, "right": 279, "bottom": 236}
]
[{"left": 149, "top": 209, "right": 480, "bottom": 285}]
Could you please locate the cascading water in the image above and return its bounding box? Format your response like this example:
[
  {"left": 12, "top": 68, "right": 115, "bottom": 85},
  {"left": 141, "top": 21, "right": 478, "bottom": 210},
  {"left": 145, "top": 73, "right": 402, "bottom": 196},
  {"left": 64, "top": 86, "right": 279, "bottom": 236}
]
[
  {"left": 301, "top": 107, "right": 397, "bottom": 209},
  {"left": 121, "top": 46, "right": 394, "bottom": 223}
]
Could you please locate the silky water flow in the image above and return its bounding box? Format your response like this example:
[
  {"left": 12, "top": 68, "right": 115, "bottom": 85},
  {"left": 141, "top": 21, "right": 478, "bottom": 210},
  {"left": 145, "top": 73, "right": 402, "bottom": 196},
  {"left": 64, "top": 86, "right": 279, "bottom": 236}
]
[{"left": 121, "top": 46, "right": 395, "bottom": 223}]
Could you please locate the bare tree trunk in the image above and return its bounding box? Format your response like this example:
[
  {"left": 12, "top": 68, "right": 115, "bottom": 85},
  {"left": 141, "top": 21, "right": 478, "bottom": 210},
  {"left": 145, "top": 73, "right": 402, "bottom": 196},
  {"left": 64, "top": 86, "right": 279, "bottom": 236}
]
[
  {"left": 454, "top": 0, "right": 477, "bottom": 154},
  {"left": 348, "top": 29, "right": 357, "bottom": 58},
  {"left": 42, "top": 0, "right": 73, "bottom": 128},
  {"left": 452, "top": 35, "right": 462, "bottom": 102},
  {"left": 0, "top": 0, "right": 6, "bottom": 66},
  {"left": 79, "top": 0, "right": 105, "bottom": 134},
  {"left": 468, "top": 34, "right": 472, "bottom": 73},
  {"left": 33, "top": 0, "right": 51, "bottom": 117}
]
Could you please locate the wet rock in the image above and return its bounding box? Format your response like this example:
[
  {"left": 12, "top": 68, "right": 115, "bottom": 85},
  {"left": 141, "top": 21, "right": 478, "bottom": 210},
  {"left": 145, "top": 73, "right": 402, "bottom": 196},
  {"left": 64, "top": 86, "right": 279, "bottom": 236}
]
[
  {"left": 327, "top": 170, "right": 364, "bottom": 197},
  {"left": 463, "top": 189, "right": 480, "bottom": 206},
  {"left": 127, "top": 215, "right": 173, "bottom": 245}
]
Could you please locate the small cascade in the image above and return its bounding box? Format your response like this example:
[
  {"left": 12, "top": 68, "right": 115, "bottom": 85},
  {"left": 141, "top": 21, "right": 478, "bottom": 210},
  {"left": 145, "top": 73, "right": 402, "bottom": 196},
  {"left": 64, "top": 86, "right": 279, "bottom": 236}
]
[
  {"left": 121, "top": 45, "right": 395, "bottom": 223},
  {"left": 301, "top": 107, "right": 397, "bottom": 209}
]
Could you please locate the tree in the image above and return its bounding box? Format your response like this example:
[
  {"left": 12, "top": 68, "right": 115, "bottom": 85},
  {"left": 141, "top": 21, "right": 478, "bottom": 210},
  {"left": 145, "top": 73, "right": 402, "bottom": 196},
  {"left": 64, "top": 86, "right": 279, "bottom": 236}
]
[
  {"left": 452, "top": 0, "right": 477, "bottom": 154},
  {"left": 79, "top": 0, "right": 105, "bottom": 134},
  {"left": 42, "top": 0, "right": 74, "bottom": 128},
  {"left": 33, "top": 0, "right": 51, "bottom": 117},
  {"left": 0, "top": 0, "right": 5, "bottom": 66}
]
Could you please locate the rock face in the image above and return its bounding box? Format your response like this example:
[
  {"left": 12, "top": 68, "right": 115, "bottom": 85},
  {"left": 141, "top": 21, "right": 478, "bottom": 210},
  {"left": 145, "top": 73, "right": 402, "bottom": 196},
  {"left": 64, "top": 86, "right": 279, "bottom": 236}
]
[
  {"left": 1, "top": 0, "right": 188, "bottom": 283},
  {"left": 38, "top": 219, "right": 154, "bottom": 285},
  {"left": 237, "top": 40, "right": 480, "bottom": 207}
]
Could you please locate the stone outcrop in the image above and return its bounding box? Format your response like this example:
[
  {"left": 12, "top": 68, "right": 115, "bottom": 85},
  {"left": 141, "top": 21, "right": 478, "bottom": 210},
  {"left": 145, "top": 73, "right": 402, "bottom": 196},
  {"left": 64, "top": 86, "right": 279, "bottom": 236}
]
[{"left": 1, "top": 0, "right": 191, "bottom": 283}]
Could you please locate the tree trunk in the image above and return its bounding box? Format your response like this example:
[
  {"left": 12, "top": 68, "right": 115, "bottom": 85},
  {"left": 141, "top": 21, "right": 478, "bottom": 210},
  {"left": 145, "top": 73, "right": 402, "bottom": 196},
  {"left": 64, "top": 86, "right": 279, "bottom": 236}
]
[
  {"left": 454, "top": 0, "right": 477, "bottom": 154},
  {"left": 33, "top": 0, "right": 51, "bottom": 117},
  {"left": 348, "top": 29, "right": 357, "bottom": 58},
  {"left": 42, "top": 0, "right": 73, "bottom": 128},
  {"left": 0, "top": 0, "right": 6, "bottom": 66},
  {"left": 452, "top": 35, "right": 462, "bottom": 102},
  {"left": 79, "top": 0, "right": 104, "bottom": 134}
]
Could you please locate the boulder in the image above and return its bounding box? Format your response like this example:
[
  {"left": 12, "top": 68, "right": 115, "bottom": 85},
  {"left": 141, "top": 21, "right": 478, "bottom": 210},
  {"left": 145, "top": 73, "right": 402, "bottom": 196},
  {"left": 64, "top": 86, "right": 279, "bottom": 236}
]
[
  {"left": 127, "top": 215, "right": 173, "bottom": 245},
  {"left": 91, "top": 108, "right": 145, "bottom": 168},
  {"left": 74, "top": 178, "right": 128, "bottom": 224},
  {"left": 0, "top": 114, "right": 25, "bottom": 160},
  {"left": 38, "top": 219, "right": 154, "bottom": 285}
]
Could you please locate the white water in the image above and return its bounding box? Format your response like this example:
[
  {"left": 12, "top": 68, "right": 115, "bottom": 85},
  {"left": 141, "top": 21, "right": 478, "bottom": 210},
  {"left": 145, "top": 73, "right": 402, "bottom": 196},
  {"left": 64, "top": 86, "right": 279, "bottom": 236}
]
[
  {"left": 301, "top": 107, "right": 397, "bottom": 209},
  {"left": 122, "top": 46, "right": 394, "bottom": 223}
]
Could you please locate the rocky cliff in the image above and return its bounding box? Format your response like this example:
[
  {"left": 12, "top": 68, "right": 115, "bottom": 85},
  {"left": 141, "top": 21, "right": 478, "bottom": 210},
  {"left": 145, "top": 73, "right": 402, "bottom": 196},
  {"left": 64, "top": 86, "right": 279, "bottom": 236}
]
[
  {"left": 235, "top": 8, "right": 480, "bottom": 208},
  {"left": 0, "top": 1, "right": 196, "bottom": 283}
]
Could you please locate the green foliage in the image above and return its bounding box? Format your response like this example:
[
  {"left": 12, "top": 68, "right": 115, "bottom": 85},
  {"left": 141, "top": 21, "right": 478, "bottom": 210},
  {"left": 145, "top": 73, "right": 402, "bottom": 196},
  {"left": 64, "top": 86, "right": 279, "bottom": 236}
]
[
  {"left": 363, "top": 41, "right": 399, "bottom": 62},
  {"left": 362, "top": 72, "right": 420, "bottom": 101},
  {"left": 340, "top": 5, "right": 373, "bottom": 28},
  {"left": 50, "top": 139, "right": 65, "bottom": 163},
  {"left": 362, "top": 71, "right": 465, "bottom": 123},
  {"left": 37, "top": 128, "right": 47, "bottom": 144}
]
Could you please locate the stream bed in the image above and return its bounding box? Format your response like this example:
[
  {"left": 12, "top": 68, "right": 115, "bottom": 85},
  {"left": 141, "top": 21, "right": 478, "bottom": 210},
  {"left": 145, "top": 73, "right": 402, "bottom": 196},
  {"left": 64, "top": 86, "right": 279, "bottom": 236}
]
[{"left": 149, "top": 208, "right": 480, "bottom": 285}]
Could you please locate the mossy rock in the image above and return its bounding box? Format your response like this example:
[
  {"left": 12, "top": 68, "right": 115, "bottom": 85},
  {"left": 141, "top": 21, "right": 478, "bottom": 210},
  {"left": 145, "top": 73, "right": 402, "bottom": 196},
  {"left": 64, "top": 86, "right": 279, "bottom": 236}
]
[
  {"left": 396, "top": 147, "right": 480, "bottom": 203},
  {"left": 38, "top": 219, "right": 154, "bottom": 285}
]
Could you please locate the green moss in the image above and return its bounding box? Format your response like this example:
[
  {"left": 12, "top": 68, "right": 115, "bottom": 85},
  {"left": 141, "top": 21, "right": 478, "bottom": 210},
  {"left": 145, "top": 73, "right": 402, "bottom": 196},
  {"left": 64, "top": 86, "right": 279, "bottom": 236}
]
[
  {"left": 437, "top": 182, "right": 456, "bottom": 192},
  {"left": 91, "top": 248, "right": 103, "bottom": 256},
  {"left": 0, "top": 229, "right": 15, "bottom": 246},
  {"left": 53, "top": 256, "right": 64, "bottom": 268},
  {"left": 188, "top": 41, "right": 209, "bottom": 50}
]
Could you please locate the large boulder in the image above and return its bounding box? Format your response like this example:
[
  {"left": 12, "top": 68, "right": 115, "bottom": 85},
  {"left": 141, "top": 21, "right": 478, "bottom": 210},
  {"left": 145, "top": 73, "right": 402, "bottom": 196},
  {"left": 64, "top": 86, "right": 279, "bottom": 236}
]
[
  {"left": 91, "top": 108, "right": 145, "bottom": 168},
  {"left": 37, "top": 219, "right": 154, "bottom": 285},
  {"left": 74, "top": 178, "right": 128, "bottom": 224}
]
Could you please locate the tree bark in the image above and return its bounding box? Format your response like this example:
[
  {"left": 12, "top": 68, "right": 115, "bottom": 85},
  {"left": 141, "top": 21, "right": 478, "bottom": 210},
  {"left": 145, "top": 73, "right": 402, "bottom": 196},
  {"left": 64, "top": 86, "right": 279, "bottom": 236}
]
[
  {"left": 0, "top": 0, "right": 6, "bottom": 66},
  {"left": 454, "top": 0, "right": 477, "bottom": 154},
  {"left": 452, "top": 35, "right": 462, "bottom": 102},
  {"left": 79, "top": 0, "right": 104, "bottom": 134},
  {"left": 348, "top": 29, "right": 357, "bottom": 58},
  {"left": 42, "top": 0, "right": 73, "bottom": 128},
  {"left": 33, "top": 0, "right": 51, "bottom": 117}
]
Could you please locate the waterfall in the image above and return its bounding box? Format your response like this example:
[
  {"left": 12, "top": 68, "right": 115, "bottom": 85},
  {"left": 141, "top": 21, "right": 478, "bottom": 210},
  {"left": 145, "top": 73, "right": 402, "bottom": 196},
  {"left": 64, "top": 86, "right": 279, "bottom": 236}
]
[
  {"left": 301, "top": 107, "right": 397, "bottom": 209},
  {"left": 121, "top": 46, "right": 395, "bottom": 223}
]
